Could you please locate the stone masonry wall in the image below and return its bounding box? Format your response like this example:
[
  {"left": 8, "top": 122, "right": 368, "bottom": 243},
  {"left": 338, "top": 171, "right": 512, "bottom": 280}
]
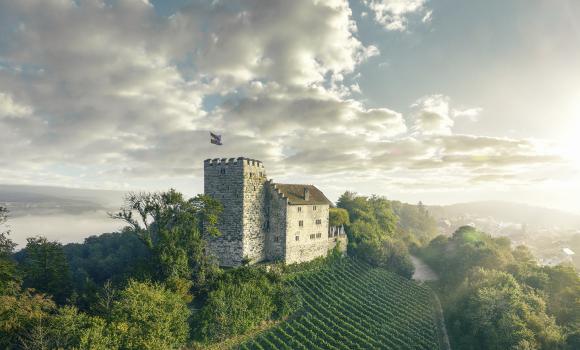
[
  {"left": 204, "top": 158, "right": 245, "bottom": 266},
  {"left": 327, "top": 235, "right": 348, "bottom": 254},
  {"left": 241, "top": 160, "right": 267, "bottom": 263},
  {"left": 285, "top": 204, "right": 329, "bottom": 264},
  {"left": 204, "top": 157, "right": 268, "bottom": 266},
  {"left": 265, "top": 183, "right": 287, "bottom": 261}
]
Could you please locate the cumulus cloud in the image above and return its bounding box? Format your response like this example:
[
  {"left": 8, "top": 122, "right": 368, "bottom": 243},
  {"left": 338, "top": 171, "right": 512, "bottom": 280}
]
[
  {"left": 362, "top": 0, "right": 429, "bottom": 31},
  {"left": 410, "top": 95, "right": 484, "bottom": 135},
  {"left": 410, "top": 94, "right": 453, "bottom": 135},
  {"left": 0, "top": 93, "right": 32, "bottom": 118},
  {"left": 0, "top": 0, "right": 565, "bottom": 196}
]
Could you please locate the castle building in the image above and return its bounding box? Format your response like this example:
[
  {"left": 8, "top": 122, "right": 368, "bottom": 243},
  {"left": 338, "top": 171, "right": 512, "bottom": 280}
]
[{"left": 204, "top": 157, "right": 347, "bottom": 266}]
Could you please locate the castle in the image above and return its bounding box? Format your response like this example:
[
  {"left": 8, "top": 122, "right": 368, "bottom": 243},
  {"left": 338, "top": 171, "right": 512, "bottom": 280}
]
[{"left": 204, "top": 157, "right": 347, "bottom": 266}]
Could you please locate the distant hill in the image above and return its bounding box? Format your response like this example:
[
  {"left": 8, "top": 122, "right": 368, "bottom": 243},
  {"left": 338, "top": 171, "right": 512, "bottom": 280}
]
[
  {"left": 428, "top": 201, "right": 580, "bottom": 229},
  {"left": 0, "top": 184, "right": 124, "bottom": 217},
  {"left": 0, "top": 184, "right": 126, "bottom": 246}
]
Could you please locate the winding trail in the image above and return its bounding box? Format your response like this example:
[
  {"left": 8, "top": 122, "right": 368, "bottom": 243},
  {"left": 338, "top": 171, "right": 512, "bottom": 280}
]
[
  {"left": 410, "top": 255, "right": 438, "bottom": 282},
  {"left": 410, "top": 255, "right": 451, "bottom": 350}
]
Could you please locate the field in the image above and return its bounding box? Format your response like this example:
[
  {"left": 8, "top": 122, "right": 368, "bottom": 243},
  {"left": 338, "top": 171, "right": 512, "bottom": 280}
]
[{"left": 238, "top": 258, "right": 442, "bottom": 350}]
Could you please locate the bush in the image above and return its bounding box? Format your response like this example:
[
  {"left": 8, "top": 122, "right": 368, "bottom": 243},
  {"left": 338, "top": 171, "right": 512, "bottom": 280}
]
[
  {"left": 111, "top": 280, "right": 191, "bottom": 350},
  {"left": 357, "top": 237, "right": 415, "bottom": 278},
  {"left": 197, "top": 266, "right": 301, "bottom": 342}
]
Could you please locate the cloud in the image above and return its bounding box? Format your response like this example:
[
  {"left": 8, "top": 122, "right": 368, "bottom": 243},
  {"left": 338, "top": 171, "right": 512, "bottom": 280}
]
[
  {"left": 0, "top": 92, "right": 32, "bottom": 118},
  {"left": 410, "top": 95, "right": 484, "bottom": 135},
  {"left": 410, "top": 94, "right": 453, "bottom": 135},
  {"left": 0, "top": 0, "right": 566, "bottom": 197},
  {"left": 453, "top": 107, "right": 483, "bottom": 121},
  {"left": 185, "top": 0, "right": 374, "bottom": 87},
  {"left": 362, "top": 0, "right": 429, "bottom": 31}
]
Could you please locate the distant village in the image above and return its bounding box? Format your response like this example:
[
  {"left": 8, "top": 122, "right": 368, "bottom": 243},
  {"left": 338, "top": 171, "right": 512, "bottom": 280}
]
[{"left": 436, "top": 214, "right": 579, "bottom": 269}]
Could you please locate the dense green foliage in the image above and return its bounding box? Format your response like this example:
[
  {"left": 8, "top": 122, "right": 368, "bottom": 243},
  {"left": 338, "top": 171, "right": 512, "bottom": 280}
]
[
  {"left": 329, "top": 207, "right": 350, "bottom": 227},
  {"left": 239, "top": 258, "right": 442, "bottom": 349},
  {"left": 3, "top": 192, "right": 578, "bottom": 350},
  {"left": 390, "top": 201, "right": 438, "bottom": 246},
  {"left": 337, "top": 192, "right": 415, "bottom": 278},
  {"left": 20, "top": 237, "right": 73, "bottom": 305},
  {"left": 111, "top": 280, "right": 192, "bottom": 349},
  {"left": 0, "top": 207, "right": 18, "bottom": 295},
  {"left": 111, "top": 190, "right": 223, "bottom": 299},
  {"left": 420, "top": 226, "right": 579, "bottom": 349},
  {"left": 0, "top": 279, "right": 190, "bottom": 350},
  {"left": 196, "top": 266, "right": 301, "bottom": 341},
  {"left": 63, "top": 231, "right": 151, "bottom": 309}
]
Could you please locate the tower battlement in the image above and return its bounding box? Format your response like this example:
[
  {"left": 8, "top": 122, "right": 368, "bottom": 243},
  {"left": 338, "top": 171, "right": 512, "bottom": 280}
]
[
  {"left": 204, "top": 156, "right": 267, "bottom": 266},
  {"left": 204, "top": 157, "right": 264, "bottom": 167}
]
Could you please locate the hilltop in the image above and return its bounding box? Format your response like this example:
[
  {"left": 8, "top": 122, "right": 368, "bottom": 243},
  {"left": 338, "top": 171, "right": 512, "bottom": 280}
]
[
  {"left": 231, "top": 258, "right": 446, "bottom": 350},
  {"left": 428, "top": 200, "right": 580, "bottom": 230}
]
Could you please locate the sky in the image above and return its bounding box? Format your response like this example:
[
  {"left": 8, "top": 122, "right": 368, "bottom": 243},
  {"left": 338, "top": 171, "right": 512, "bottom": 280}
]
[{"left": 0, "top": 0, "right": 579, "bottom": 213}]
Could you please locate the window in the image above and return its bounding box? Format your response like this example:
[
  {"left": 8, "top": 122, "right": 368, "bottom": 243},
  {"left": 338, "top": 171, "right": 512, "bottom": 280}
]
[
  {"left": 316, "top": 233, "right": 321, "bottom": 238},
  {"left": 297, "top": 207, "right": 302, "bottom": 212},
  {"left": 220, "top": 168, "right": 226, "bottom": 174},
  {"left": 310, "top": 234, "right": 315, "bottom": 240},
  {"left": 315, "top": 219, "right": 322, "bottom": 225},
  {"left": 295, "top": 235, "right": 299, "bottom": 241},
  {"left": 313, "top": 205, "right": 317, "bottom": 211},
  {"left": 274, "top": 236, "right": 279, "bottom": 242},
  {"left": 298, "top": 220, "right": 303, "bottom": 227}
]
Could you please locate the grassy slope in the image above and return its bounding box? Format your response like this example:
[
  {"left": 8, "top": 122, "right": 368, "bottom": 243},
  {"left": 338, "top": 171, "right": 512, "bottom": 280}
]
[{"left": 236, "top": 258, "right": 442, "bottom": 350}]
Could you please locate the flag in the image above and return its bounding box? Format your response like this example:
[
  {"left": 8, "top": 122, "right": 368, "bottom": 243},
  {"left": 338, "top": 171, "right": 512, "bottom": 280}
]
[{"left": 210, "top": 132, "right": 222, "bottom": 146}]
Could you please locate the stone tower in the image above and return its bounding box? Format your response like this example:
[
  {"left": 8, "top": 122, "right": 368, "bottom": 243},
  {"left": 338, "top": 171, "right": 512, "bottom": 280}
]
[{"left": 204, "top": 157, "right": 267, "bottom": 266}]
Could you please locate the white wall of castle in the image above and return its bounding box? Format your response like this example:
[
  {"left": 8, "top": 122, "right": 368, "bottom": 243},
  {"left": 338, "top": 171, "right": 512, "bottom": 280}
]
[{"left": 284, "top": 204, "right": 329, "bottom": 264}]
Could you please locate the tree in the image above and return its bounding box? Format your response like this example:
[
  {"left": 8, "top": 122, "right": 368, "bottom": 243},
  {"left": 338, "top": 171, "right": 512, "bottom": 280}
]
[
  {"left": 46, "top": 305, "right": 116, "bottom": 350},
  {"left": 20, "top": 237, "right": 73, "bottom": 305},
  {"left": 357, "top": 237, "right": 415, "bottom": 278},
  {"left": 448, "top": 268, "right": 564, "bottom": 350},
  {"left": 329, "top": 208, "right": 350, "bottom": 227},
  {"left": 337, "top": 192, "right": 415, "bottom": 277},
  {"left": 111, "top": 280, "right": 191, "bottom": 350},
  {"left": 196, "top": 266, "right": 300, "bottom": 342},
  {"left": 63, "top": 231, "right": 151, "bottom": 310},
  {"left": 111, "top": 190, "right": 222, "bottom": 297},
  {"left": 0, "top": 287, "right": 55, "bottom": 349},
  {"left": 0, "top": 206, "right": 19, "bottom": 295}
]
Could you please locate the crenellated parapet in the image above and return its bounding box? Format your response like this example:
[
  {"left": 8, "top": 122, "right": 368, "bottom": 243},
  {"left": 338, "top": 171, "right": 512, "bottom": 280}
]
[
  {"left": 268, "top": 181, "right": 289, "bottom": 205},
  {"left": 204, "top": 157, "right": 264, "bottom": 168}
]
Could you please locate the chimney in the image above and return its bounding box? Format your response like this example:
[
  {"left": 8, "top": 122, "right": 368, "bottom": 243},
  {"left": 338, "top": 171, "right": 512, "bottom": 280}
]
[{"left": 304, "top": 187, "right": 310, "bottom": 201}]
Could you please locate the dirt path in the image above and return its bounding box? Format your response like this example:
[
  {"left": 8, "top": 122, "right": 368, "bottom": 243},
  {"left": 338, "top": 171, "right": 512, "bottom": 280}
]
[{"left": 410, "top": 255, "right": 439, "bottom": 282}]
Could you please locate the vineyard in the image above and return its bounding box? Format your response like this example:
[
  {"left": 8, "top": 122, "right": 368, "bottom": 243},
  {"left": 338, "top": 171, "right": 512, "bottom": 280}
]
[{"left": 237, "top": 258, "right": 442, "bottom": 350}]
